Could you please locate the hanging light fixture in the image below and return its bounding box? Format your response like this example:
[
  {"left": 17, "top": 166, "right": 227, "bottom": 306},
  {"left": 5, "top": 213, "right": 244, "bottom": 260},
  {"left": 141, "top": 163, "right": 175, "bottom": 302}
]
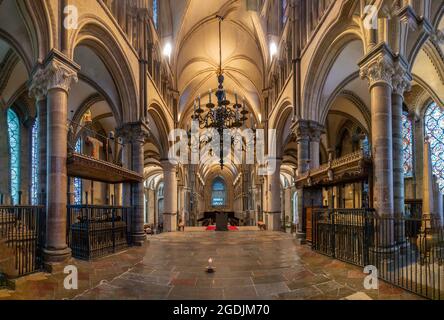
[{"left": 190, "top": 15, "right": 250, "bottom": 169}]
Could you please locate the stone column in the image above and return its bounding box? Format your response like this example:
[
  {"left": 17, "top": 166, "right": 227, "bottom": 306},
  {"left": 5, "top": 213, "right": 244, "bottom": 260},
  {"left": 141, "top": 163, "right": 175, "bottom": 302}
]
[
  {"left": 117, "top": 122, "right": 150, "bottom": 245},
  {"left": 309, "top": 122, "right": 324, "bottom": 169},
  {"left": 294, "top": 120, "right": 311, "bottom": 176},
  {"left": 29, "top": 66, "right": 48, "bottom": 205},
  {"left": 359, "top": 44, "right": 396, "bottom": 247},
  {"left": 392, "top": 60, "right": 412, "bottom": 243},
  {"left": 161, "top": 160, "right": 178, "bottom": 232},
  {"left": 266, "top": 158, "right": 282, "bottom": 231},
  {"left": 293, "top": 120, "right": 311, "bottom": 241},
  {"left": 39, "top": 50, "right": 79, "bottom": 266}
]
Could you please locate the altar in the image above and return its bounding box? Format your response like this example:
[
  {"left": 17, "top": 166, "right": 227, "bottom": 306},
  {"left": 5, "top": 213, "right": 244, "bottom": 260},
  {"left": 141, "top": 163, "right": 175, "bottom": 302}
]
[{"left": 215, "top": 212, "right": 228, "bottom": 231}]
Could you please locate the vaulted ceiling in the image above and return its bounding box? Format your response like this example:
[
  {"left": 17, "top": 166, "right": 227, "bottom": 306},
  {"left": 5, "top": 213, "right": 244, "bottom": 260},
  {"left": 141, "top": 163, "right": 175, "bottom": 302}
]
[{"left": 165, "top": 0, "right": 267, "bottom": 126}]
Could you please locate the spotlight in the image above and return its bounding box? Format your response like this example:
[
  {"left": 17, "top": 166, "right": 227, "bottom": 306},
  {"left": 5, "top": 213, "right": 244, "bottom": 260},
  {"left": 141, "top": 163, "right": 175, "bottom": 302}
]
[
  {"left": 270, "top": 42, "right": 277, "bottom": 59},
  {"left": 163, "top": 42, "right": 172, "bottom": 59}
]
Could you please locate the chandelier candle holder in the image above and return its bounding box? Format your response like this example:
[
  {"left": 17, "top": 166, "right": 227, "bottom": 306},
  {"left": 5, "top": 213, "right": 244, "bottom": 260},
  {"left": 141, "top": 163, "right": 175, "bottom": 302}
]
[{"left": 190, "top": 15, "right": 250, "bottom": 169}]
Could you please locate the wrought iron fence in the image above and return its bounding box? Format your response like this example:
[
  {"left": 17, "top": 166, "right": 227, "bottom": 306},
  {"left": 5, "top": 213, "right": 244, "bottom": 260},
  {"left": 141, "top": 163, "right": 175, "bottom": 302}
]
[
  {"left": 67, "top": 205, "right": 131, "bottom": 260},
  {"left": 369, "top": 216, "right": 443, "bottom": 300},
  {"left": 312, "top": 208, "right": 444, "bottom": 300},
  {"left": 0, "top": 206, "right": 45, "bottom": 277},
  {"left": 312, "top": 208, "right": 375, "bottom": 266}
]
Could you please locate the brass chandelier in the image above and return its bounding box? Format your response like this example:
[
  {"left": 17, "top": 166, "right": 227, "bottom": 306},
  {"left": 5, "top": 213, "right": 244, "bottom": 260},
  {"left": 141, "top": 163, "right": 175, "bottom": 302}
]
[{"left": 190, "top": 15, "right": 250, "bottom": 169}]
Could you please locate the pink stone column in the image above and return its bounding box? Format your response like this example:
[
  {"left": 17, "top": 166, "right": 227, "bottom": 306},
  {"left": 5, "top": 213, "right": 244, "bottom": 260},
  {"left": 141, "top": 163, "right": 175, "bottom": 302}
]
[
  {"left": 359, "top": 46, "right": 396, "bottom": 248},
  {"left": 40, "top": 51, "right": 79, "bottom": 266}
]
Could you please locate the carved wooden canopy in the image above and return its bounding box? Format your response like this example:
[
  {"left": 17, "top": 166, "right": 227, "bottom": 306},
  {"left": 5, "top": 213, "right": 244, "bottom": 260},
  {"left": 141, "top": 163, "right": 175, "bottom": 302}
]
[{"left": 67, "top": 152, "right": 143, "bottom": 184}]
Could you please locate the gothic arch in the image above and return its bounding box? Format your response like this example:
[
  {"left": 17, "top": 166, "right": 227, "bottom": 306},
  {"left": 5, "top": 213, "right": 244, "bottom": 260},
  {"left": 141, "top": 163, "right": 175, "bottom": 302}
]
[
  {"left": 69, "top": 18, "right": 139, "bottom": 124},
  {"left": 148, "top": 102, "right": 173, "bottom": 159},
  {"left": 269, "top": 100, "right": 293, "bottom": 159}
]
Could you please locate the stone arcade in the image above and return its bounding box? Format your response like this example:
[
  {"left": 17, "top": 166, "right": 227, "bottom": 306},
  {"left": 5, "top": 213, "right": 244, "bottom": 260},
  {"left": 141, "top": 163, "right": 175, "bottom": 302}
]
[{"left": 0, "top": 0, "right": 444, "bottom": 300}]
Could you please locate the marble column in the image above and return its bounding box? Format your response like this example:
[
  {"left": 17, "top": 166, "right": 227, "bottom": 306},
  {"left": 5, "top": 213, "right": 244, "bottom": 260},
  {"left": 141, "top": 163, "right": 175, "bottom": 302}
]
[
  {"left": 117, "top": 122, "right": 149, "bottom": 245},
  {"left": 359, "top": 44, "right": 396, "bottom": 247},
  {"left": 392, "top": 61, "right": 412, "bottom": 243},
  {"left": 161, "top": 160, "right": 178, "bottom": 232},
  {"left": 266, "top": 157, "right": 282, "bottom": 231},
  {"left": 39, "top": 51, "right": 79, "bottom": 265}
]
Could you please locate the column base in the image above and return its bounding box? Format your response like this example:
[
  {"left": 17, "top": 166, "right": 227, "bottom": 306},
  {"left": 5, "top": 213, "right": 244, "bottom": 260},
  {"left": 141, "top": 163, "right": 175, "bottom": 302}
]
[
  {"left": 163, "top": 213, "right": 177, "bottom": 232},
  {"left": 131, "top": 232, "right": 146, "bottom": 246},
  {"left": 42, "top": 247, "right": 72, "bottom": 273},
  {"left": 295, "top": 232, "right": 306, "bottom": 245},
  {"left": 266, "top": 212, "right": 281, "bottom": 231}
]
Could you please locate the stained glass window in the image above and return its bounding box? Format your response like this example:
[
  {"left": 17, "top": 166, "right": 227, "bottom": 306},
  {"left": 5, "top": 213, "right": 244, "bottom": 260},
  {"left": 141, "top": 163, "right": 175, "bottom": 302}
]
[
  {"left": 7, "top": 109, "right": 20, "bottom": 205},
  {"left": 402, "top": 113, "right": 413, "bottom": 177},
  {"left": 74, "top": 139, "right": 82, "bottom": 204},
  {"left": 424, "top": 102, "right": 444, "bottom": 191},
  {"left": 153, "top": 0, "right": 158, "bottom": 29},
  {"left": 281, "top": 0, "right": 288, "bottom": 25},
  {"left": 31, "top": 118, "right": 39, "bottom": 205},
  {"left": 211, "top": 177, "right": 226, "bottom": 207}
]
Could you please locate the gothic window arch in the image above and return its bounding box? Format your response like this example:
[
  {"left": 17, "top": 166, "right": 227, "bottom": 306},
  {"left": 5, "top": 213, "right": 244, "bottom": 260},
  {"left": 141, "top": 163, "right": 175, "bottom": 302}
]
[
  {"left": 211, "top": 177, "right": 226, "bottom": 207},
  {"left": 153, "top": 0, "right": 158, "bottom": 29},
  {"left": 424, "top": 102, "right": 444, "bottom": 190},
  {"left": 402, "top": 112, "right": 413, "bottom": 177},
  {"left": 7, "top": 109, "right": 20, "bottom": 205},
  {"left": 281, "top": 0, "right": 288, "bottom": 26},
  {"left": 74, "top": 138, "right": 82, "bottom": 204},
  {"left": 31, "top": 118, "right": 39, "bottom": 205}
]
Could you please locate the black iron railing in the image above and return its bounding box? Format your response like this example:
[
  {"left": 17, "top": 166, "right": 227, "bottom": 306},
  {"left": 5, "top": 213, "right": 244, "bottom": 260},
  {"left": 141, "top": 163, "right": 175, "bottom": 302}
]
[
  {"left": 0, "top": 206, "right": 45, "bottom": 277},
  {"left": 67, "top": 205, "right": 131, "bottom": 260},
  {"left": 312, "top": 208, "right": 444, "bottom": 300},
  {"left": 312, "top": 208, "right": 375, "bottom": 266},
  {"left": 369, "top": 216, "right": 444, "bottom": 300}
]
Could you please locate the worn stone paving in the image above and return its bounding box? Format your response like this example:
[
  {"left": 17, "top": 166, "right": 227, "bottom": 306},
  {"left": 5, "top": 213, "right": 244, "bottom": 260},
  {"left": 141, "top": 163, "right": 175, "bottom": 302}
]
[{"left": 0, "top": 231, "right": 422, "bottom": 300}]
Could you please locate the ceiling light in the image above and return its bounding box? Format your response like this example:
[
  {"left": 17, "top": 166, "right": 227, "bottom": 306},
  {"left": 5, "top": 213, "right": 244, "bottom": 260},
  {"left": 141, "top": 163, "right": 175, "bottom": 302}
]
[
  {"left": 270, "top": 42, "right": 277, "bottom": 59},
  {"left": 163, "top": 43, "right": 172, "bottom": 59}
]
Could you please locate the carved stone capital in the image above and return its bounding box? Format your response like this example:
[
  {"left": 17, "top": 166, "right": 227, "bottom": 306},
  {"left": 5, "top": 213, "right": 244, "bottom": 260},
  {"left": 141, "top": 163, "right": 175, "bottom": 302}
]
[
  {"left": 360, "top": 57, "right": 394, "bottom": 88},
  {"left": 43, "top": 59, "right": 78, "bottom": 93},
  {"left": 392, "top": 62, "right": 412, "bottom": 96},
  {"left": 28, "top": 65, "right": 47, "bottom": 101},
  {"left": 30, "top": 50, "right": 79, "bottom": 96},
  {"left": 359, "top": 43, "right": 396, "bottom": 89},
  {"left": 292, "top": 120, "right": 324, "bottom": 142},
  {"left": 292, "top": 119, "right": 311, "bottom": 142},
  {"left": 309, "top": 121, "right": 325, "bottom": 142},
  {"left": 161, "top": 159, "right": 178, "bottom": 171},
  {"left": 116, "top": 121, "right": 150, "bottom": 144}
]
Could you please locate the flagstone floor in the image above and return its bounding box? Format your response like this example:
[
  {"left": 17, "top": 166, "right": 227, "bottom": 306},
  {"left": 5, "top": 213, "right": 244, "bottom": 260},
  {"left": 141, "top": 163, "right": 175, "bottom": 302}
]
[{"left": 0, "top": 231, "right": 422, "bottom": 300}]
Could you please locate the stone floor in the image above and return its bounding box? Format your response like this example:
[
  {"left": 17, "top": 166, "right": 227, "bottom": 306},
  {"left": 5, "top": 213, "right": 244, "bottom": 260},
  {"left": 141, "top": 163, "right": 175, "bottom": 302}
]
[{"left": 0, "top": 231, "right": 422, "bottom": 300}]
